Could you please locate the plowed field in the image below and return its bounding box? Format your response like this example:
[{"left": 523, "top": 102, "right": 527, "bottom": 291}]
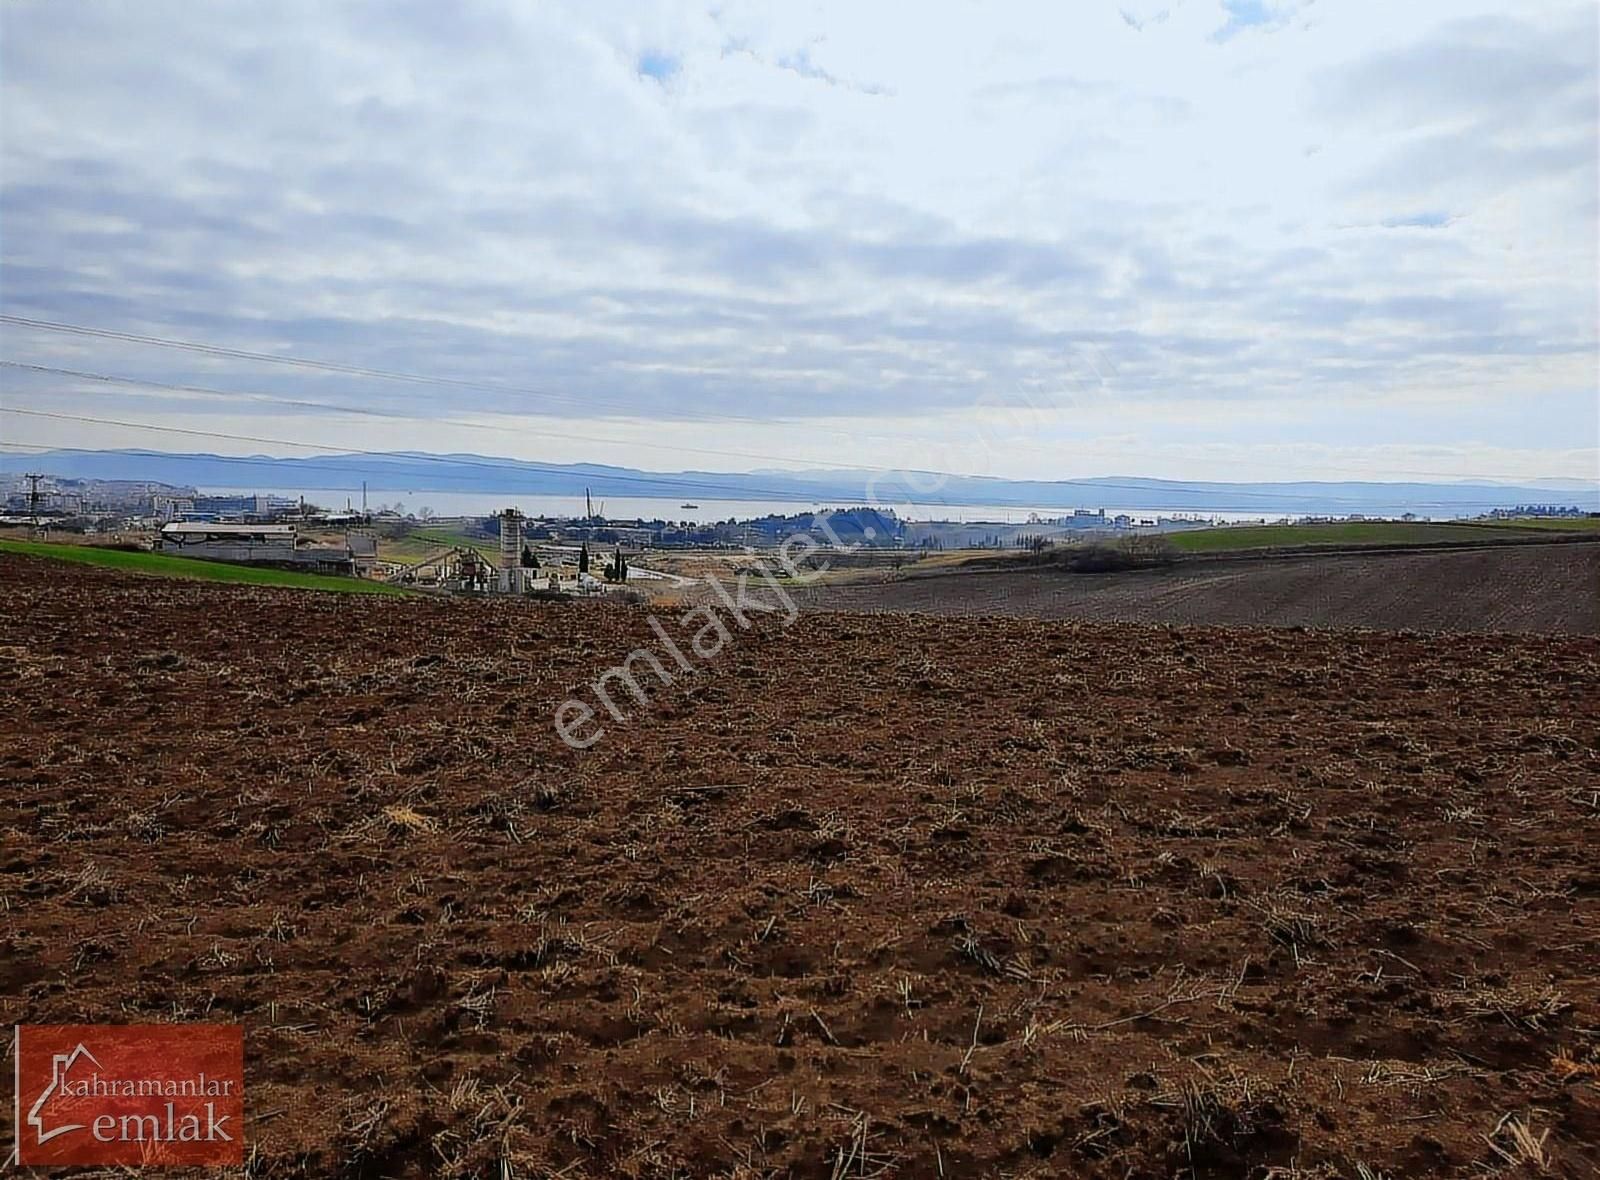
[
  {"left": 798, "top": 541, "right": 1600, "bottom": 634},
  {"left": 2, "top": 552, "right": 1597, "bottom": 1178}
]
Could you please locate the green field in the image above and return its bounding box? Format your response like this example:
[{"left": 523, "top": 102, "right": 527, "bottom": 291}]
[
  {"left": 0, "top": 539, "right": 409, "bottom": 595},
  {"left": 377, "top": 527, "right": 495, "bottom": 563},
  {"left": 1165, "top": 519, "right": 1585, "bottom": 554}
]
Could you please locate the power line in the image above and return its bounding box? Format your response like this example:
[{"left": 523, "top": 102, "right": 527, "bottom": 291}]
[
  {"left": 0, "top": 356, "right": 1246, "bottom": 489},
  {"left": 0, "top": 438, "right": 856, "bottom": 504},
  {"left": 0, "top": 359, "right": 924, "bottom": 474},
  {"left": 0, "top": 407, "right": 871, "bottom": 501},
  {"left": 0, "top": 406, "right": 1577, "bottom": 511},
  {"left": 3, "top": 312, "right": 1590, "bottom": 488},
  {"left": 0, "top": 439, "right": 643, "bottom": 496},
  {"left": 0, "top": 312, "right": 1017, "bottom": 456},
  {"left": 0, "top": 312, "right": 581, "bottom": 395},
  {"left": 23, "top": 472, "right": 45, "bottom": 535}
]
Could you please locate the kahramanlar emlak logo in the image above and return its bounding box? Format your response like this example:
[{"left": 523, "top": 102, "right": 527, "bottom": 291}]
[{"left": 13, "top": 1024, "right": 243, "bottom": 1166}]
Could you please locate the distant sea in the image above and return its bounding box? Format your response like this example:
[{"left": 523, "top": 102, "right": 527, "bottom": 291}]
[{"left": 217, "top": 488, "right": 1368, "bottom": 525}]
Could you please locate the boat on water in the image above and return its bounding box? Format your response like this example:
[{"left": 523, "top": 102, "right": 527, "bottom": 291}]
[{"left": 681, "top": 503, "right": 699, "bottom": 509}]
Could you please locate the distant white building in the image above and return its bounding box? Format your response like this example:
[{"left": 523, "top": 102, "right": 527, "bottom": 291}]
[{"left": 1062, "top": 508, "right": 1107, "bottom": 529}]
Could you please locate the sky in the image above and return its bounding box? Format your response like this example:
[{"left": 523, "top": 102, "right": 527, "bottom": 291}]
[{"left": 1, "top": 0, "right": 1597, "bottom": 486}]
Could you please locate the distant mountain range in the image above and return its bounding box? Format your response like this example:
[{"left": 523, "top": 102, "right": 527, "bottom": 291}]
[{"left": 9, "top": 448, "right": 1598, "bottom": 516}]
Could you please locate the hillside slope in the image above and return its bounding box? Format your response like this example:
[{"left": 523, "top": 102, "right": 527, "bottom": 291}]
[{"left": 800, "top": 541, "right": 1600, "bottom": 633}]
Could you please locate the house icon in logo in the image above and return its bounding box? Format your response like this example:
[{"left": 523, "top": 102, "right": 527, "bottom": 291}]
[
  {"left": 15, "top": 1024, "right": 243, "bottom": 1167},
  {"left": 26, "top": 1042, "right": 100, "bottom": 1145}
]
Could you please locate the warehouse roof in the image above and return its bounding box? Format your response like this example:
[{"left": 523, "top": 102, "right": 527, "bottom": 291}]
[{"left": 160, "top": 522, "right": 296, "bottom": 537}]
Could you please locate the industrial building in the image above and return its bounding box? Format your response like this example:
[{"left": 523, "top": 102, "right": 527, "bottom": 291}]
[
  {"left": 497, "top": 507, "right": 526, "bottom": 593},
  {"left": 157, "top": 522, "right": 378, "bottom": 577},
  {"left": 153, "top": 492, "right": 301, "bottom": 521}
]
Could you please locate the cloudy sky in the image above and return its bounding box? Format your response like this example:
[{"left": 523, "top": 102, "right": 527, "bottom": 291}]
[{"left": 1, "top": 0, "right": 1596, "bottom": 485}]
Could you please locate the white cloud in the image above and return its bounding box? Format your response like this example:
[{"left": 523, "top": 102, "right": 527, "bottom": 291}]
[{"left": 0, "top": 0, "right": 1594, "bottom": 482}]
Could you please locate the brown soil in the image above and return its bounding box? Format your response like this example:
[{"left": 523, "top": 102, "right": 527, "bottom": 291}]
[
  {"left": 798, "top": 541, "right": 1600, "bottom": 634},
  {"left": 2, "top": 551, "right": 1597, "bottom": 1178}
]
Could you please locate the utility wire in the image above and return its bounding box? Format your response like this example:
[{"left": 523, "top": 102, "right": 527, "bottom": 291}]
[
  {"left": 0, "top": 405, "right": 1574, "bottom": 510},
  {"left": 0, "top": 359, "right": 931, "bottom": 474},
  {"left": 0, "top": 438, "right": 869, "bottom": 505},
  {"left": 6, "top": 313, "right": 1593, "bottom": 486},
  {"left": 0, "top": 313, "right": 1048, "bottom": 456},
  {"left": 0, "top": 407, "right": 888, "bottom": 501}
]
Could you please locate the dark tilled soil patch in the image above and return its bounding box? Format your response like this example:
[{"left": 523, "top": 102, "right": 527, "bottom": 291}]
[
  {"left": 798, "top": 541, "right": 1600, "bottom": 633},
  {"left": 2, "top": 551, "right": 1597, "bottom": 1177}
]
